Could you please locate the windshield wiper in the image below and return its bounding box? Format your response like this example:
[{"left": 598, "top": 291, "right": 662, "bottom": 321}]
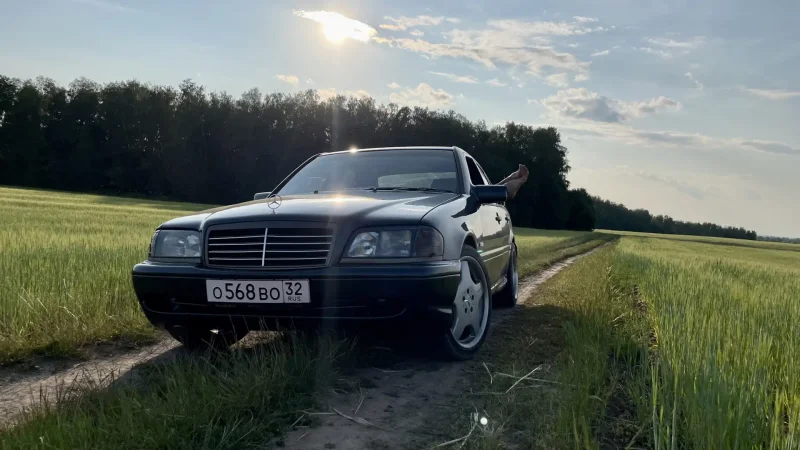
[{"left": 369, "top": 187, "right": 454, "bottom": 193}]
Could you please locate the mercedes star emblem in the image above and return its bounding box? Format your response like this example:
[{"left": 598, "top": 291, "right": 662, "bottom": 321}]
[{"left": 267, "top": 194, "right": 282, "bottom": 213}]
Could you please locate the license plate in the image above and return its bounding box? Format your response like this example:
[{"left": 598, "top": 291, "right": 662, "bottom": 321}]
[{"left": 206, "top": 280, "right": 310, "bottom": 304}]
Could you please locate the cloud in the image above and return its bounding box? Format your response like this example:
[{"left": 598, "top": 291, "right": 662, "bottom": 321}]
[
  {"left": 380, "top": 15, "right": 458, "bottom": 31},
  {"left": 735, "top": 139, "right": 800, "bottom": 155},
  {"left": 387, "top": 82, "right": 401, "bottom": 89},
  {"left": 71, "top": 0, "right": 138, "bottom": 13},
  {"left": 275, "top": 74, "right": 299, "bottom": 86},
  {"left": 306, "top": 78, "right": 315, "bottom": 85},
  {"left": 486, "top": 78, "right": 508, "bottom": 87},
  {"left": 410, "top": 30, "right": 425, "bottom": 37},
  {"left": 294, "top": 10, "right": 377, "bottom": 42},
  {"left": 591, "top": 49, "right": 610, "bottom": 57},
  {"left": 647, "top": 37, "right": 704, "bottom": 49},
  {"left": 738, "top": 86, "right": 800, "bottom": 100},
  {"left": 540, "top": 88, "right": 681, "bottom": 123},
  {"left": 684, "top": 72, "right": 703, "bottom": 90},
  {"left": 636, "top": 46, "right": 673, "bottom": 58},
  {"left": 317, "top": 88, "right": 372, "bottom": 101},
  {"left": 574, "top": 73, "right": 590, "bottom": 82},
  {"left": 381, "top": 36, "right": 590, "bottom": 75},
  {"left": 430, "top": 71, "right": 479, "bottom": 84},
  {"left": 566, "top": 43, "right": 582, "bottom": 48},
  {"left": 389, "top": 83, "right": 454, "bottom": 108},
  {"left": 554, "top": 121, "right": 800, "bottom": 156},
  {"left": 545, "top": 73, "right": 570, "bottom": 87},
  {"left": 573, "top": 16, "right": 599, "bottom": 24}
]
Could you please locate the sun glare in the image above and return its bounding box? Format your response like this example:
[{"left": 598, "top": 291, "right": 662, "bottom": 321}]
[
  {"left": 323, "top": 23, "right": 348, "bottom": 43},
  {"left": 294, "top": 10, "right": 377, "bottom": 44}
]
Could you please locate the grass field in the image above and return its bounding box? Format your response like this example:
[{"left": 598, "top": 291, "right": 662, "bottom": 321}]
[
  {"left": 452, "top": 232, "right": 800, "bottom": 449},
  {"left": 0, "top": 187, "right": 208, "bottom": 362}
]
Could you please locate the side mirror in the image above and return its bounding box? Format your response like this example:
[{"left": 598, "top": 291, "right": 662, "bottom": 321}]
[
  {"left": 471, "top": 185, "right": 507, "bottom": 204},
  {"left": 254, "top": 191, "right": 272, "bottom": 200}
]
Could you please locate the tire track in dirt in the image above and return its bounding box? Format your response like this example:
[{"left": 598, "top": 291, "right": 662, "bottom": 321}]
[
  {"left": 0, "top": 341, "right": 180, "bottom": 426},
  {"left": 0, "top": 244, "right": 607, "bottom": 442},
  {"left": 274, "top": 244, "right": 609, "bottom": 450}
]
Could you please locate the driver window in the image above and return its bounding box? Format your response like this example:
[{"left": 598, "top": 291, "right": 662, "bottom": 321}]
[{"left": 466, "top": 157, "right": 486, "bottom": 186}]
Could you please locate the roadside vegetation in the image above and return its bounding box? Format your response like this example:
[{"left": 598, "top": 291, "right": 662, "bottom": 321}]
[
  {"left": 0, "top": 187, "right": 207, "bottom": 362},
  {"left": 447, "top": 233, "right": 800, "bottom": 449},
  {"left": 1, "top": 334, "right": 351, "bottom": 449}
]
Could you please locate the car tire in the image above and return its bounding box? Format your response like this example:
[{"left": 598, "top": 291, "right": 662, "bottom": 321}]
[
  {"left": 436, "top": 245, "right": 492, "bottom": 361},
  {"left": 494, "top": 243, "right": 519, "bottom": 308},
  {"left": 166, "top": 324, "right": 248, "bottom": 351}
]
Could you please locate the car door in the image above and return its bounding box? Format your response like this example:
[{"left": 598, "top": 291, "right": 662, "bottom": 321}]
[{"left": 465, "top": 156, "right": 507, "bottom": 285}]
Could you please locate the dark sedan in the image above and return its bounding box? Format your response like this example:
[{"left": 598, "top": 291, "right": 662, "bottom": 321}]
[{"left": 132, "top": 147, "right": 519, "bottom": 360}]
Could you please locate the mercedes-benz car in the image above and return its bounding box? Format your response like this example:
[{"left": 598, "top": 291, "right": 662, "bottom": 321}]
[{"left": 132, "top": 147, "right": 519, "bottom": 360}]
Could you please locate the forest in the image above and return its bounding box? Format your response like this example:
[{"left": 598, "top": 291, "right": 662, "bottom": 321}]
[{"left": 0, "top": 74, "right": 758, "bottom": 239}]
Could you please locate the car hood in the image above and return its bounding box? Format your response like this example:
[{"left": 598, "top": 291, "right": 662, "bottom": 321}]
[{"left": 160, "top": 192, "right": 460, "bottom": 230}]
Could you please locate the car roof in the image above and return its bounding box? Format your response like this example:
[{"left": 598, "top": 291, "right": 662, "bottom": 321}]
[{"left": 320, "top": 146, "right": 459, "bottom": 156}]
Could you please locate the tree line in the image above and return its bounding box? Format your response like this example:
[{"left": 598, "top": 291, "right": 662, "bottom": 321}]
[
  {"left": 593, "top": 197, "right": 758, "bottom": 240},
  {"left": 0, "top": 74, "right": 758, "bottom": 239}
]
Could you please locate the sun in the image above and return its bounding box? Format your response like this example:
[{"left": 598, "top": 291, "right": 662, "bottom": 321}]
[
  {"left": 323, "top": 22, "right": 348, "bottom": 44},
  {"left": 294, "top": 10, "right": 376, "bottom": 44}
]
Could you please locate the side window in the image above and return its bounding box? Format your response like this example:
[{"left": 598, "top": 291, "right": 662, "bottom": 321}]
[
  {"left": 476, "top": 162, "right": 492, "bottom": 185},
  {"left": 465, "top": 157, "right": 486, "bottom": 186}
]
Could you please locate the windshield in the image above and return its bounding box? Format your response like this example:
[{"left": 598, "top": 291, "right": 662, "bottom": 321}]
[{"left": 277, "top": 149, "right": 459, "bottom": 195}]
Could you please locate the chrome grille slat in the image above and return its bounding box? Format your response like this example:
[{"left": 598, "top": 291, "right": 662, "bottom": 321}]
[{"left": 206, "top": 226, "right": 333, "bottom": 268}]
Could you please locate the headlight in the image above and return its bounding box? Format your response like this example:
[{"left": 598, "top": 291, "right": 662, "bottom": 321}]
[
  {"left": 149, "top": 230, "right": 202, "bottom": 259},
  {"left": 345, "top": 227, "right": 443, "bottom": 260}
]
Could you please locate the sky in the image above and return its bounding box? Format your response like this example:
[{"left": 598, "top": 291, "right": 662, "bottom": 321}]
[{"left": 2, "top": 0, "right": 799, "bottom": 237}]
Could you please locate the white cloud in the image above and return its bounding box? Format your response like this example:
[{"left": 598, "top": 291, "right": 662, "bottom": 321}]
[
  {"left": 591, "top": 49, "right": 610, "bottom": 57},
  {"left": 446, "top": 18, "right": 461, "bottom": 24},
  {"left": 647, "top": 37, "right": 704, "bottom": 49},
  {"left": 387, "top": 82, "right": 401, "bottom": 89},
  {"left": 276, "top": 74, "right": 299, "bottom": 86},
  {"left": 738, "top": 86, "right": 800, "bottom": 100},
  {"left": 380, "top": 15, "right": 458, "bottom": 31},
  {"left": 430, "top": 71, "right": 479, "bottom": 84},
  {"left": 294, "top": 10, "right": 377, "bottom": 42},
  {"left": 637, "top": 46, "right": 673, "bottom": 58},
  {"left": 410, "top": 30, "right": 425, "bottom": 37},
  {"left": 389, "top": 83, "right": 454, "bottom": 108},
  {"left": 573, "top": 16, "right": 599, "bottom": 23},
  {"left": 684, "top": 72, "right": 703, "bottom": 90},
  {"left": 574, "top": 73, "right": 590, "bottom": 82},
  {"left": 566, "top": 42, "right": 582, "bottom": 48},
  {"left": 380, "top": 35, "right": 590, "bottom": 75},
  {"left": 545, "top": 73, "right": 570, "bottom": 87},
  {"left": 486, "top": 78, "right": 508, "bottom": 87},
  {"left": 306, "top": 78, "right": 315, "bottom": 85},
  {"left": 317, "top": 88, "right": 372, "bottom": 101},
  {"left": 540, "top": 88, "right": 681, "bottom": 123},
  {"left": 390, "top": 18, "right": 598, "bottom": 75},
  {"left": 554, "top": 121, "right": 800, "bottom": 156}
]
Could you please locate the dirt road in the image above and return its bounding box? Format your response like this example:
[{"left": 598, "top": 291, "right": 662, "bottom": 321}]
[{"left": 0, "top": 246, "right": 600, "bottom": 443}]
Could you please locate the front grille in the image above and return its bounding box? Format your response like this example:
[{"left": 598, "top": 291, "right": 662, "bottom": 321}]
[{"left": 206, "top": 226, "right": 333, "bottom": 268}]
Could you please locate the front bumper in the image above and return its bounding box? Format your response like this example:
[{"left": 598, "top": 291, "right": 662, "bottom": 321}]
[{"left": 132, "top": 260, "right": 461, "bottom": 329}]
